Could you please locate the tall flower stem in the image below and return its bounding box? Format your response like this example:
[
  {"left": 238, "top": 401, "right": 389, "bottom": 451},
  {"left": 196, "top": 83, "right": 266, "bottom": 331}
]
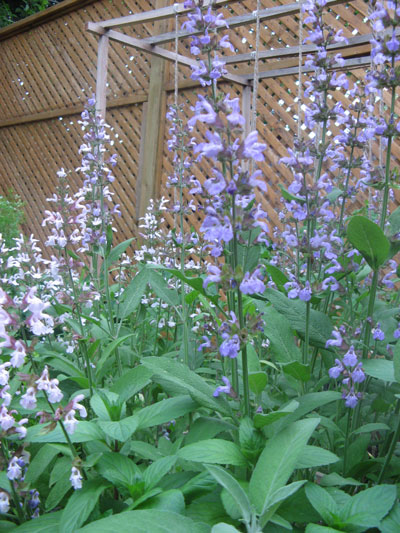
[
  {"left": 0, "top": 441, "right": 25, "bottom": 524},
  {"left": 379, "top": 86, "right": 396, "bottom": 231},
  {"left": 343, "top": 408, "right": 352, "bottom": 476},
  {"left": 377, "top": 398, "right": 400, "bottom": 483}
]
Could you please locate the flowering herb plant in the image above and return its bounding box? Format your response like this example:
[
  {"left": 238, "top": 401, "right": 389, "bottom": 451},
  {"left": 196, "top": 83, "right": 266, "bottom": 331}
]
[{"left": 1, "top": 0, "right": 400, "bottom": 531}]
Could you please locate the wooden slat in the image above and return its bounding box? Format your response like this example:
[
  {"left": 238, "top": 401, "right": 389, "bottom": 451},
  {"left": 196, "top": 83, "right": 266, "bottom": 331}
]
[
  {"left": 140, "top": 0, "right": 350, "bottom": 46},
  {"left": 94, "top": 0, "right": 237, "bottom": 29}
]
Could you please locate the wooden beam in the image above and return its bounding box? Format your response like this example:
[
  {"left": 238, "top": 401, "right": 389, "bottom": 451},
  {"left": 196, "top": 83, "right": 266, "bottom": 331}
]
[
  {"left": 255, "top": 56, "right": 372, "bottom": 80},
  {"left": 136, "top": 0, "right": 169, "bottom": 221},
  {"left": 0, "top": 93, "right": 148, "bottom": 129},
  {"left": 0, "top": 0, "right": 97, "bottom": 42},
  {"left": 86, "top": 24, "right": 248, "bottom": 86},
  {"left": 141, "top": 0, "right": 349, "bottom": 46},
  {"left": 96, "top": 34, "right": 109, "bottom": 119},
  {"left": 94, "top": 0, "right": 237, "bottom": 30},
  {"left": 224, "top": 26, "right": 399, "bottom": 65}
]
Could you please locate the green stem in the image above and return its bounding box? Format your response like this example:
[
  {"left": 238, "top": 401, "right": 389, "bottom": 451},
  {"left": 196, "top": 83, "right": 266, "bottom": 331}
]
[
  {"left": 377, "top": 399, "right": 400, "bottom": 483},
  {"left": 343, "top": 408, "right": 352, "bottom": 477},
  {"left": 379, "top": 77, "right": 396, "bottom": 231},
  {"left": 1, "top": 440, "right": 26, "bottom": 524}
]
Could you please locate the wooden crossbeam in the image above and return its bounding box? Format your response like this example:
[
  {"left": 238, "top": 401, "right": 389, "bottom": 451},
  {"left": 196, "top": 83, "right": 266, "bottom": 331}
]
[
  {"left": 86, "top": 23, "right": 249, "bottom": 86},
  {"left": 95, "top": 0, "right": 236, "bottom": 30},
  {"left": 140, "top": 0, "right": 349, "bottom": 47},
  {"left": 224, "top": 26, "right": 399, "bottom": 65},
  {"left": 255, "top": 56, "right": 371, "bottom": 80}
]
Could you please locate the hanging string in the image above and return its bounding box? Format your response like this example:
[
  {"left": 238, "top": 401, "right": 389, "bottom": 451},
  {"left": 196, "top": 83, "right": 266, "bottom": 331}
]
[
  {"left": 250, "top": 0, "right": 261, "bottom": 133},
  {"left": 297, "top": 0, "right": 304, "bottom": 140},
  {"left": 173, "top": 5, "right": 180, "bottom": 226},
  {"left": 174, "top": 6, "right": 179, "bottom": 109}
]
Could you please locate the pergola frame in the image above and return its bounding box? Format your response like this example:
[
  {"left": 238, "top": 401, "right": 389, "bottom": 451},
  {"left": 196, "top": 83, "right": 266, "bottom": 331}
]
[{"left": 85, "top": 0, "right": 376, "bottom": 218}]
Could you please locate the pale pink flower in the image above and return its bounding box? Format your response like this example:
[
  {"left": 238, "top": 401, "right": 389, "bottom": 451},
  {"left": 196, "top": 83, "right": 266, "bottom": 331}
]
[
  {"left": 20, "top": 387, "right": 37, "bottom": 410},
  {"left": 0, "top": 405, "right": 14, "bottom": 431},
  {"left": 70, "top": 466, "right": 83, "bottom": 490},
  {"left": 0, "top": 492, "right": 10, "bottom": 513},
  {"left": 7, "top": 456, "right": 22, "bottom": 480},
  {"left": 10, "top": 340, "right": 27, "bottom": 368}
]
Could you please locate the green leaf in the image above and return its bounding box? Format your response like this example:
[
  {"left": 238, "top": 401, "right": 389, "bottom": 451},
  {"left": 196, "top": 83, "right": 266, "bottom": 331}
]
[
  {"left": 77, "top": 510, "right": 209, "bottom": 533},
  {"left": 148, "top": 270, "right": 180, "bottom": 308},
  {"left": 177, "top": 439, "right": 247, "bottom": 466},
  {"left": 296, "top": 446, "right": 339, "bottom": 468},
  {"left": 347, "top": 216, "right": 390, "bottom": 270},
  {"left": 254, "top": 401, "right": 299, "bottom": 429},
  {"left": 118, "top": 268, "right": 150, "bottom": 319},
  {"left": 381, "top": 502, "right": 400, "bottom": 533},
  {"left": 256, "top": 303, "right": 301, "bottom": 362},
  {"left": 319, "top": 473, "right": 364, "bottom": 487},
  {"left": 12, "top": 512, "right": 62, "bottom": 532},
  {"left": 142, "top": 358, "right": 231, "bottom": 416},
  {"left": 248, "top": 371, "right": 268, "bottom": 394},
  {"left": 136, "top": 395, "right": 197, "bottom": 430},
  {"left": 265, "top": 265, "right": 288, "bottom": 292},
  {"left": 99, "top": 416, "right": 138, "bottom": 441},
  {"left": 254, "top": 411, "right": 290, "bottom": 429},
  {"left": 205, "top": 464, "right": 252, "bottom": 524},
  {"left": 249, "top": 418, "right": 319, "bottom": 514},
  {"left": 283, "top": 361, "right": 311, "bottom": 382},
  {"left": 45, "top": 475, "right": 71, "bottom": 511},
  {"left": 342, "top": 484, "right": 397, "bottom": 525},
  {"left": 352, "top": 422, "right": 390, "bottom": 435},
  {"left": 25, "top": 444, "right": 70, "bottom": 485},
  {"left": 110, "top": 365, "right": 152, "bottom": 403},
  {"left": 261, "top": 289, "right": 333, "bottom": 349},
  {"left": 97, "top": 452, "right": 141, "bottom": 489},
  {"left": 262, "top": 480, "right": 306, "bottom": 514},
  {"left": 105, "top": 238, "right": 134, "bottom": 265},
  {"left": 138, "top": 489, "right": 185, "bottom": 514},
  {"left": 363, "top": 359, "right": 394, "bottom": 382},
  {"left": 96, "top": 334, "right": 136, "bottom": 378},
  {"left": 305, "top": 525, "right": 342, "bottom": 533},
  {"left": 185, "top": 417, "right": 236, "bottom": 445},
  {"left": 144, "top": 456, "right": 178, "bottom": 491},
  {"left": 26, "top": 421, "right": 105, "bottom": 444},
  {"left": 60, "top": 480, "right": 109, "bottom": 533},
  {"left": 305, "top": 483, "right": 338, "bottom": 526},
  {"left": 393, "top": 342, "right": 400, "bottom": 383},
  {"left": 211, "top": 524, "right": 242, "bottom": 533},
  {"left": 387, "top": 206, "right": 400, "bottom": 237}
]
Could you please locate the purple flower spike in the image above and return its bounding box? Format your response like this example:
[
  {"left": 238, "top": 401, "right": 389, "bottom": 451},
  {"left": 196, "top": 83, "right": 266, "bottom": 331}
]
[{"left": 213, "top": 376, "right": 232, "bottom": 397}]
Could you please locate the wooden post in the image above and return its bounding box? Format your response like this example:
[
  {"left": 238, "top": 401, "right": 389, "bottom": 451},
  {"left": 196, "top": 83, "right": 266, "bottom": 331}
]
[
  {"left": 136, "top": 0, "right": 169, "bottom": 221},
  {"left": 96, "top": 33, "right": 109, "bottom": 119}
]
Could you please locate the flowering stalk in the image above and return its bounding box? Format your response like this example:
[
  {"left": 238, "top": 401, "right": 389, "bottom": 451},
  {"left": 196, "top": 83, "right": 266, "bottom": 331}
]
[{"left": 184, "top": 0, "right": 268, "bottom": 415}]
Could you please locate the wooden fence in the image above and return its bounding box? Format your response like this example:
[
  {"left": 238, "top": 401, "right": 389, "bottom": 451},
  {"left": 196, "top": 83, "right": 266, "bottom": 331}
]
[{"left": 0, "top": 0, "right": 394, "bottom": 250}]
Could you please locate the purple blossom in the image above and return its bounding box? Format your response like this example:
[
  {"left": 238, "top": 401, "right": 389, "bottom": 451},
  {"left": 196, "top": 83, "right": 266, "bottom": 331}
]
[
  {"left": 299, "top": 281, "right": 312, "bottom": 302},
  {"left": 220, "top": 334, "right": 240, "bottom": 358},
  {"left": 239, "top": 268, "right": 265, "bottom": 295},
  {"left": 241, "top": 131, "right": 267, "bottom": 161},
  {"left": 213, "top": 376, "right": 232, "bottom": 397},
  {"left": 343, "top": 388, "right": 360, "bottom": 408},
  {"left": 203, "top": 264, "right": 222, "bottom": 288},
  {"left": 325, "top": 330, "right": 343, "bottom": 348},
  {"left": 329, "top": 359, "right": 344, "bottom": 379},
  {"left": 342, "top": 346, "right": 358, "bottom": 367},
  {"left": 372, "top": 323, "right": 385, "bottom": 341}
]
